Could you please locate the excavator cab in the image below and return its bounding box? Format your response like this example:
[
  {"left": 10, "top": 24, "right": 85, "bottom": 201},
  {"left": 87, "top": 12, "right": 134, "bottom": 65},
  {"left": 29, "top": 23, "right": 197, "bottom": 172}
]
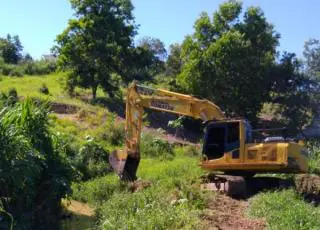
[
  {"left": 203, "top": 120, "right": 253, "bottom": 161},
  {"left": 203, "top": 121, "right": 241, "bottom": 160}
]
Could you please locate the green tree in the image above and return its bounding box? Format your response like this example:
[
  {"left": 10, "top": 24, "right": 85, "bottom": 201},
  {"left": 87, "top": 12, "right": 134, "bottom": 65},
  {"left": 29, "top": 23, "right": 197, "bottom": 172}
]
[
  {"left": 304, "top": 39, "right": 320, "bottom": 80},
  {"left": 54, "top": 0, "right": 136, "bottom": 99},
  {"left": 268, "top": 52, "right": 314, "bottom": 134},
  {"left": 177, "top": 1, "right": 279, "bottom": 122},
  {"left": 0, "top": 34, "right": 23, "bottom": 64},
  {"left": 166, "top": 43, "right": 182, "bottom": 76},
  {"left": 137, "top": 36, "right": 167, "bottom": 61},
  {"left": 118, "top": 36, "right": 167, "bottom": 82}
]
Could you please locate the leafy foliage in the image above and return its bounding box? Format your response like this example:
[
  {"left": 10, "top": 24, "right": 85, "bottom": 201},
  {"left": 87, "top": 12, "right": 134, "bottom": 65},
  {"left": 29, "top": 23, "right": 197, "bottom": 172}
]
[
  {"left": 54, "top": 0, "right": 136, "bottom": 99},
  {"left": 267, "top": 53, "right": 315, "bottom": 134},
  {"left": 127, "top": 36, "right": 167, "bottom": 81},
  {"left": 100, "top": 113, "right": 125, "bottom": 146},
  {"left": 306, "top": 139, "right": 320, "bottom": 174},
  {"left": 0, "top": 99, "right": 73, "bottom": 229},
  {"left": 75, "top": 137, "right": 111, "bottom": 180},
  {"left": 39, "top": 83, "right": 49, "bottom": 95},
  {"left": 140, "top": 132, "right": 175, "bottom": 160},
  {"left": 304, "top": 39, "right": 320, "bottom": 80},
  {"left": 177, "top": 1, "right": 279, "bottom": 122},
  {"left": 0, "top": 34, "right": 23, "bottom": 64},
  {"left": 166, "top": 43, "right": 182, "bottom": 76}
]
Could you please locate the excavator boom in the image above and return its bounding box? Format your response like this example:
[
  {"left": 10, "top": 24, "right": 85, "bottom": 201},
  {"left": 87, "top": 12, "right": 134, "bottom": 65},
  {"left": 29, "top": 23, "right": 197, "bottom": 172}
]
[{"left": 109, "top": 82, "right": 225, "bottom": 180}]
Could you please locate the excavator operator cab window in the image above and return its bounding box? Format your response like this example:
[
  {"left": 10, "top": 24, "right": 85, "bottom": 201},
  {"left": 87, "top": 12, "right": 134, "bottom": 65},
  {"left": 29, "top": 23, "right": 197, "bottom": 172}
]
[{"left": 203, "top": 121, "right": 240, "bottom": 160}]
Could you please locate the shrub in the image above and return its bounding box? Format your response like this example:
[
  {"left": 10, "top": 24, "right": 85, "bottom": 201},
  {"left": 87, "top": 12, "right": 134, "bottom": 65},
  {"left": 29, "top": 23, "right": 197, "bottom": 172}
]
[
  {"left": 8, "top": 66, "right": 23, "bottom": 77},
  {"left": 39, "top": 83, "right": 49, "bottom": 95},
  {"left": 1, "top": 63, "right": 15, "bottom": 76},
  {"left": 140, "top": 132, "right": 175, "bottom": 160},
  {"left": 183, "top": 145, "right": 201, "bottom": 157},
  {"left": 0, "top": 64, "right": 24, "bottom": 77},
  {"left": 0, "top": 99, "right": 73, "bottom": 229},
  {"left": 7, "top": 88, "right": 18, "bottom": 105},
  {"left": 75, "top": 137, "right": 111, "bottom": 180},
  {"left": 71, "top": 175, "right": 120, "bottom": 205},
  {"left": 100, "top": 113, "right": 125, "bottom": 146},
  {"left": 306, "top": 139, "right": 320, "bottom": 174},
  {"left": 23, "top": 59, "right": 57, "bottom": 75}
]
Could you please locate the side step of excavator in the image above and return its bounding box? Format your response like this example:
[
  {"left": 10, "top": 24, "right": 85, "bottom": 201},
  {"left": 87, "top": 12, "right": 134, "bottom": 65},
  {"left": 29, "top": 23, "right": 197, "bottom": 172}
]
[{"left": 201, "top": 174, "right": 246, "bottom": 197}]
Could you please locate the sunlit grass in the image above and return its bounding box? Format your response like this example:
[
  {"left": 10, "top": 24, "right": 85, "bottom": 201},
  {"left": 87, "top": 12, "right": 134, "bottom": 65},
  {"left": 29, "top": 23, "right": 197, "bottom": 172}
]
[
  {"left": 71, "top": 156, "right": 208, "bottom": 229},
  {"left": 248, "top": 189, "right": 320, "bottom": 230},
  {"left": 0, "top": 73, "right": 105, "bottom": 107}
]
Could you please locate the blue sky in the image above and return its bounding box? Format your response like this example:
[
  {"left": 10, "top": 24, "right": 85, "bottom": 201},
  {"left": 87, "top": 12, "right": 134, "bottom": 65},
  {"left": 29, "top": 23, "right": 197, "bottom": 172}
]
[{"left": 0, "top": 0, "right": 319, "bottom": 59}]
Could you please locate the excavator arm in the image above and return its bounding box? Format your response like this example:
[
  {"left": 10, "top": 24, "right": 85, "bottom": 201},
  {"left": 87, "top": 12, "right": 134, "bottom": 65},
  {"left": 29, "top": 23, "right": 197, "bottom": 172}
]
[{"left": 109, "top": 81, "right": 225, "bottom": 181}]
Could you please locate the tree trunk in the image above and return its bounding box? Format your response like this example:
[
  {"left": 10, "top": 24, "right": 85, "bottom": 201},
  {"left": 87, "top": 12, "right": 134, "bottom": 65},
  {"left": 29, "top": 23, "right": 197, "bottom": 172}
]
[{"left": 92, "top": 85, "right": 97, "bottom": 100}]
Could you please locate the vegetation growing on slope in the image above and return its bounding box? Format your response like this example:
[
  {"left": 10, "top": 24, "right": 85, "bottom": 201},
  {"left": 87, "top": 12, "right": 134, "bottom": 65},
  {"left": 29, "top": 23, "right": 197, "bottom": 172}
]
[
  {"left": 72, "top": 155, "right": 208, "bottom": 230},
  {"left": 249, "top": 189, "right": 320, "bottom": 230},
  {"left": 0, "top": 98, "right": 73, "bottom": 229},
  {"left": 1, "top": 0, "right": 320, "bottom": 229}
]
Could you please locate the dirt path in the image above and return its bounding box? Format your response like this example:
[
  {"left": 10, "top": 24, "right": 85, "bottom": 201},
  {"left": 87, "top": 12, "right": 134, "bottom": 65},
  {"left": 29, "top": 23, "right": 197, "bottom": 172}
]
[
  {"left": 61, "top": 200, "right": 95, "bottom": 230},
  {"left": 202, "top": 194, "right": 265, "bottom": 230}
]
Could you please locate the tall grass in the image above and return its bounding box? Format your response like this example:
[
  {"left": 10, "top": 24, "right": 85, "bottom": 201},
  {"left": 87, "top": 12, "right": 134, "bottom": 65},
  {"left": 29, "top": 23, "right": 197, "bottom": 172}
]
[
  {"left": 71, "top": 156, "right": 208, "bottom": 229},
  {"left": 306, "top": 139, "right": 320, "bottom": 174},
  {"left": 249, "top": 189, "right": 320, "bottom": 230}
]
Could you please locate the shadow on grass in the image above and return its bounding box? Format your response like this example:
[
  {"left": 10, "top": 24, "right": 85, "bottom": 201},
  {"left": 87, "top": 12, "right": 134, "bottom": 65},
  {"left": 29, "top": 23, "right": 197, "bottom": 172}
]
[
  {"left": 245, "top": 176, "right": 294, "bottom": 198},
  {"left": 61, "top": 213, "right": 96, "bottom": 230},
  {"left": 244, "top": 175, "right": 320, "bottom": 206}
]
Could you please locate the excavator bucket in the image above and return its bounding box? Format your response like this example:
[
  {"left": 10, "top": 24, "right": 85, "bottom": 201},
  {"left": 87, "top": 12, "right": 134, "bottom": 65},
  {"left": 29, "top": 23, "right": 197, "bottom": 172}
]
[{"left": 109, "top": 150, "right": 140, "bottom": 181}]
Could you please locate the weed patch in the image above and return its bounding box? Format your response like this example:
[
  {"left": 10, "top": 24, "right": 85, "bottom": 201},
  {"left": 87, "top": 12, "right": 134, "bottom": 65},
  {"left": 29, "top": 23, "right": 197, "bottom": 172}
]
[{"left": 248, "top": 189, "right": 320, "bottom": 230}]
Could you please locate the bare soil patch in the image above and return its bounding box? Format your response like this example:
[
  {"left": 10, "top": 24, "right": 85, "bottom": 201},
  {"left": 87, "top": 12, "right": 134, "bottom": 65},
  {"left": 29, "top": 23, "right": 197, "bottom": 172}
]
[
  {"left": 50, "top": 102, "right": 79, "bottom": 114},
  {"left": 201, "top": 194, "right": 265, "bottom": 230}
]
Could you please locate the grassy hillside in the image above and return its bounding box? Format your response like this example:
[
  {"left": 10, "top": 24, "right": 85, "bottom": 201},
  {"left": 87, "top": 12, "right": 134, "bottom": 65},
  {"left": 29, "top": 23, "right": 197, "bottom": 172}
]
[
  {"left": 0, "top": 73, "right": 106, "bottom": 106},
  {"left": 1, "top": 74, "right": 320, "bottom": 230}
]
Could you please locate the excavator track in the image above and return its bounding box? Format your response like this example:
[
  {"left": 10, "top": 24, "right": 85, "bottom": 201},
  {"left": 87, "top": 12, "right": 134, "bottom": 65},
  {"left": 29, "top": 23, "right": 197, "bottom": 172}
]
[{"left": 201, "top": 174, "right": 246, "bottom": 198}]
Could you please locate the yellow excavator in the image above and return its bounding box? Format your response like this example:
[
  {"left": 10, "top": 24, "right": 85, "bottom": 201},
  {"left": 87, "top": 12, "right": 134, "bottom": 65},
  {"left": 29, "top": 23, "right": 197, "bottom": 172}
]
[{"left": 109, "top": 82, "right": 308, "bottom": 195}]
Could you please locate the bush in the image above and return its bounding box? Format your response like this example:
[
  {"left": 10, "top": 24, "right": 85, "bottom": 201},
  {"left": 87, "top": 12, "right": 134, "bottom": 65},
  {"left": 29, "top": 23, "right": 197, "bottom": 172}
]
[
  {"left": 0, "top": 64, "right": 24, "bottom": 77},
  {"left": 8, "top": 66, "right": 24, "bottom": 77},
  {"left": 7, "top": 88, "right": 18, "bottom": 105},
  {"left": 1, "top": 63, "right": 14, "bottom": 75},
  {"left": 306, "top": 139, "right": 320, "bottom": 174},
  {"left": 100, "top": 113, "right": 125, "bottom": 146},
  {"left": 140, "top": 132, "right": 175, "bottom": 160},
  {"left": 75, "top": 137, "right": 111, "bottom": 180},
  {"left": 71, "top": 175, "right": 120, "bottom": 205},
  {"left": 183, "top": 145, "right": 201, "bottom": 157},
  {"left": 39, "top": 83, "right": 49, "bottom": 95},
  {"left": 0, "top": 99, "right": 73, "bottom": 229},
  {"left": 8, "top": 87, "right": 17, "bottom": 98},
  {"left": 23, "top": 59, "right": 57, "bottom": 75},
  {"left": 0, "top": 59, "right": 56, "bottom": 77}
]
